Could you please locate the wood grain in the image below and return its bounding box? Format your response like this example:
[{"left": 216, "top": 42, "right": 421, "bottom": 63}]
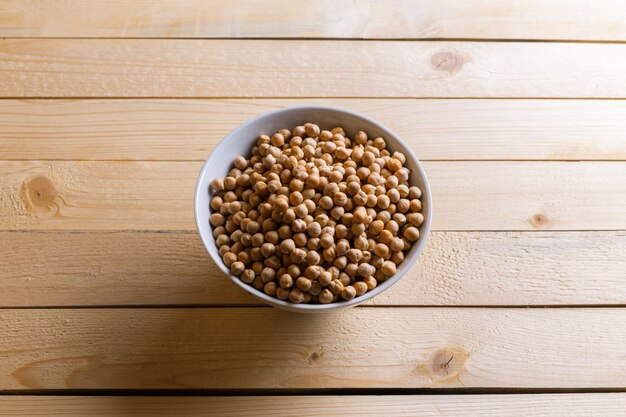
[
  {"left": 3, "top": 40, "right": 626, "bottom": 98},
  {"left": 2, "top": 394, "right": 626, "bottom": 416},
  {"left": 1, "top": 231, "right": 625, "bottom": 307},
  {"left": 2, "top": 161, "right": 625, "bottom": 231},
  {"left": 3, "top": 99, "right": 626, "bottom": 161},
  {"left": 2, "top": 308, "right": 624, "bottom": 389},
  {"left": 2, "top": 0, "right": 626, "bottom": 41}
]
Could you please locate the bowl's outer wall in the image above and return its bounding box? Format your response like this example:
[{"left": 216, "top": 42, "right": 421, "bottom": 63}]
[{"left": 195, "top": 106, "right": 432, "bottom": 313}]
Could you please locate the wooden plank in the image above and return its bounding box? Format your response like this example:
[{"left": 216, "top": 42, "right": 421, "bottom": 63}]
[
  {"left": 1, "top": 231, "right": 624, "bottom": 307},
  {"left": 3, "top": 99, "right": 626, "bottom": 161},
  {"left": 2, "top": 40, "right": 626, "bottom": 98},
  {"left": 2, "top": 0, "right": 626, "bottom": 41},
  {"left": 1, "top": 308, "right": 624, "bottom": 389},
  {"left": 1, "top": 161, "right": 625, "bottom": 231},
  {"left": 2, "top": 394, "right": 626, "bottom": 417}
]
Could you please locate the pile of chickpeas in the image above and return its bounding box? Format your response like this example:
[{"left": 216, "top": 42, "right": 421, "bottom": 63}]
[{"left": 209, "top": 123, "right": 423, "bottom": 304}]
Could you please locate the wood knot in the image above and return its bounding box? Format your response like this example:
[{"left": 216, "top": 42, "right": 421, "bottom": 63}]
[
  {"left": 530, "top": 213, "right": 550, "bottom": 228},
  {"left": 431, "top": 51, "right": 465, "bottom": 73},
  {"left": 306, "top": 349, "right": 323, "bottom": 365},
  {"left": 428, "top": 347, "right": 468, "bottom": 382},
  {"left": 21, "top": 175, "right": 59, "bottom": 216}
]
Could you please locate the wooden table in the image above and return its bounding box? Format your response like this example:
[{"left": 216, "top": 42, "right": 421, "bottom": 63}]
[{"left": 1, "top": 1, "right": 626, "bottom": 415}]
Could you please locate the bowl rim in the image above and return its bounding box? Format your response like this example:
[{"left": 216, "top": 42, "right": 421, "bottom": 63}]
[{"left": 194, "top": 105, "right": 432, "bottom": 312}]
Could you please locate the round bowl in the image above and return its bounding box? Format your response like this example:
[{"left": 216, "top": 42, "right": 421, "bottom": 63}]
[{"left": 194, "top": 106, "right": 432, "bottom": 313}]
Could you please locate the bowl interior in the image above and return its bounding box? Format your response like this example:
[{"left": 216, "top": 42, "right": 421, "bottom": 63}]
[{"left": 195, "top": 106, "right": 432, "bottom": 313}]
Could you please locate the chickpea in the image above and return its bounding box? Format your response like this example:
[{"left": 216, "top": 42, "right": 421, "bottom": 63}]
[
  {"left": 319, "top": 233, "right": 334, "bottom": 249},
  {"left": 319, "top": 196, "right": 333, "bottom": 210},
  {"left": 293, "top": 232, "right": 308, "bottom": 248},
  {"left": 362, "top": 276, "right": 377, "bottom": 290},
  {"left": 373, "top": 243, "right": 389, "bottom": 257},
  {"left": 376, "top": 194, "right": 390, "bottom": 209},
  {"left": 408, "top": 186, "right": 422, "bottom": 199},
  {"left": 381, "top": 261, "right": 397, "bottom": 276},
  {"left": 276, "top": 287, "right": 290, "bottom": 300},
  {"left": 344, "top": 262, "right": 358, "bottom": 277},
  {"left": 319, "top": 271, "right": 332, "bottom": 286},
  {"left": 369, "top": 220, "right": 384, "bottom": 235},
  {"left": 397, "top": 184, "right": 409, "bottom": 198},
  {"left": 260, "top": 267, "right": 276, "bottom": 283},
  {"left": 329, "top": 280, "right": 344, "bottom": 295},
  {"left": 336, "top": 239, "right": 350, "bottom": 256},
  {"left": 296, "top": 277, "right": 312, "bottom": 291},
  {"left": 264, "top": 281, "right": 278, "bottom": 296},
  {"left": 252, "top": 277, "right": 265, "bottom": 291},
  {"left": 289, "top": 191, "right": 304, "bottom": 206},
  {"left": 215, "top": 234, "right": 230, "bottom": 247},
  {"left": 338, "top": 273, "right": 350, "bottom": 286},
  {"left": 305, "top": 123, "right": 321, "bottom": 137},
  {"left": 289, "top": 288, "right": 306, "bottom": 303},
  {"left": 407, "top": 212, "right": 424, "bottom": 227},
  {"left": 223, "top": 252, "right": 237, "bottom": 267},
  {"left": 309, "top": 281, "right": 322, "bottom": 296},
  {"left": 357, "top": 263, "right": 375, "bottom": 277},
  {"left": 404, "top": 226, "right": 420, "bottom": 242},
  {"left": 353, "top": 190, "right": 367, "bottom": 206},
  {"left": 333, "top": 192, "right": 348, "bottom": 206},
  {"left": 279, "top": 239, "right": 296, "bottom": 254},
  {"left": 210, "top": 213, "right": 225, "bottom": 227},
  {"left": 341, "top": 286, "right": 357, "bottom": 300},
  {"left": 306, "top": 250, "right": 321, "bottom": 265},
  {"left": 241, "top": 269, "right": 255, "bottom": 284},
  {"left": 385, "top": 220, "right": 399, "bottom": 235},
  {"left": 390, "top": 237, "right": 404, "bottom": 252},
  {"left": 397, "top": 199, "right": 410, "bottom": 213},
  {"left": 319, "top": 289, "right": 334, "bottom": 303},
  {"left": 333, "top": 256, "right": 348, "bottom": 269},
  {"left": 271, "top": 133, "right": 285, "bottom": 147},
  {"left": 320, "top": 130, "right": 333, "bottom": 141},
  {"left": 322, "top": 248, "right": 336, "bottom": 263},
  {"left": 290, "top": 248, "right": 307, "bottom": 264},
  {"left": 353, "top": 281, "right": 368, "bottom": 296},
  {"left": 330, "top": 206, "right": 345, "bottom": 220},
  {"left": 307, "top": 237, "right": 321, "bottom": 250},
  {"left": 335, "top": 224, "right": 349, "bottom": 239},
  {"left": 279, "top": 274, "right": 294, "bottom": 289},
  {"left": 387, "top": 158, "right": 402, "bottom": 173},
  {"left": 210, "top": 196, "right": 223, "bottom": 211},
  {"left": 391, "top": 251, "right": 404, "bottom": 264},
  {"left": 211, "top": 177, "right": 225, "bottom": 191},
  {"left": 307, "top": 222, "right": 322, "bottom": 238},
  {"left": 260, "top": 242, "right": 275, "bottom": 258}
]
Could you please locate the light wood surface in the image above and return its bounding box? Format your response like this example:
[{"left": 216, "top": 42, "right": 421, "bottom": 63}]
[
  {"left": 2, "top": 308, "right": 624, "bottom": 389},
  {"left": 1, "top": 161, "right": 624, "bottom": 231},
  {"left": 2, "top": 1, "right": 625, "bottom": 412},
  {"left": 2, "top": 0, "right": 626, "bottom": 41},
  {"left": 1, "top": 231, "right": 624, "bottom": 307},
  {"left": 3, "top": 40, "right": 626, "bottom": 98},
  {"left": 2, "top": 394, "right": 626, "bottom": 416},
  {"left": 2, "top": 99, "right": 626, "bottom": 161}
]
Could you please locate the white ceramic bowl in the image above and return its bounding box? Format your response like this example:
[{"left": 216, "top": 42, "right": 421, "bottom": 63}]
[{"left": 194, "top": 106, "right": 432, "bottom": 313}]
